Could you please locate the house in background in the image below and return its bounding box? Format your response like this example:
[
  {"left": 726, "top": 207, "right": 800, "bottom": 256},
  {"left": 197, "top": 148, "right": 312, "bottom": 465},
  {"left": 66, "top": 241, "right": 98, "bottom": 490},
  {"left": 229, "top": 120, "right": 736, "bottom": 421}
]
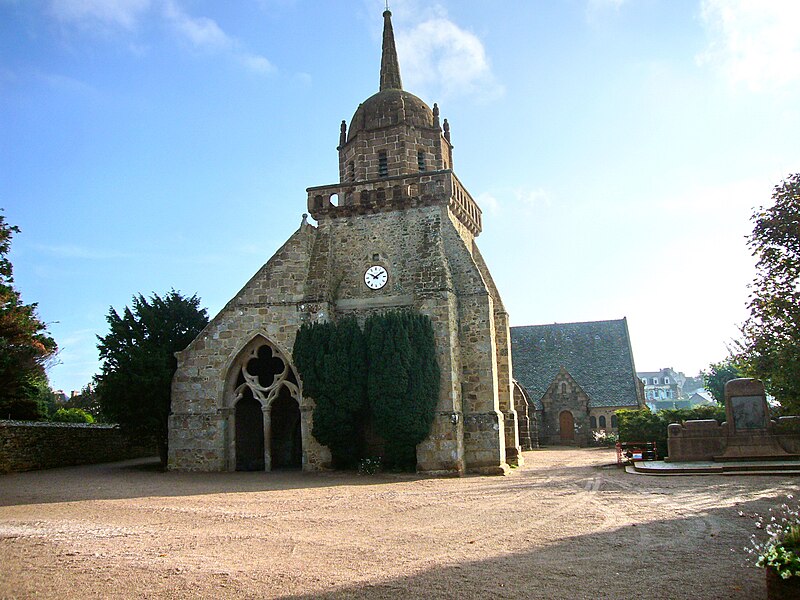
[
  {"left": 511, "top": 318, "right": 645, "bottom": 447},
  {"left": 637, "top": 367, "right": 686, "bottom": 410}
]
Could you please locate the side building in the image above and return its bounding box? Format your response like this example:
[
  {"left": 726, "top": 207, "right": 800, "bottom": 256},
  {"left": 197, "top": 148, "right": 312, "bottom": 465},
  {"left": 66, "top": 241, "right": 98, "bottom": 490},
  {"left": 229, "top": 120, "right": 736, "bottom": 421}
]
[{"left": 511, "top": 318, "right": 645, "bottom": 447}]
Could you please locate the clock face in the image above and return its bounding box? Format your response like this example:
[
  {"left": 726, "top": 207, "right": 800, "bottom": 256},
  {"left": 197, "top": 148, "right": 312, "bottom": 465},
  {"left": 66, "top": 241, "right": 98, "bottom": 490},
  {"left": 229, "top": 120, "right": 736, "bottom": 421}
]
[{"left": 364, "top": 265, "right": 388, "bottom": 290}]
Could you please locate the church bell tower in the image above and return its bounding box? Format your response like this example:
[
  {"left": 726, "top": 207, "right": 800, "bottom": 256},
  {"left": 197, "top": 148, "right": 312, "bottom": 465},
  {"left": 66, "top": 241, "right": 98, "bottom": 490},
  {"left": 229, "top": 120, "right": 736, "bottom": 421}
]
[{"left": 305, "top": 10, "right": 521, "bottom": 474}]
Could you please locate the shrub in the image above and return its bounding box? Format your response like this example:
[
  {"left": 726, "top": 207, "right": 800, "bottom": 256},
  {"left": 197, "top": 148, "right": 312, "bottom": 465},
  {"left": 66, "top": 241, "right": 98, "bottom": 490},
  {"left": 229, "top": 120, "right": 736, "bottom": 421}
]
[
  {"left": 616, "top": 406, "right": 726, "bottom": 459},
  {"left": 52, "top": 407, "right": 94, "bottom": 424},
  {"left": 293, "top": 311, "right": 440, "bottom": 472},
  {"left": 293, "top": 318, "right": 367, "bottom": 468},
  {"left": 592, "top": 430, "right": 618, "bottom": 447},
  {"left": 366, "top": 311, "right": 439, "bottom": 470},
  {"left": 357, "top": 457, "right": 382, "bottom": 475}
]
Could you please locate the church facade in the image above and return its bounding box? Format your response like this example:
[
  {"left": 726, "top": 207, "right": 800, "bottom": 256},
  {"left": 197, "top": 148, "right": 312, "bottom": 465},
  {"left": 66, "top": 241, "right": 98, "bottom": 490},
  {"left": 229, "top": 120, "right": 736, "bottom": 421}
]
[{"left": 168, "top": 10, "right": 521, "bottom": 475}]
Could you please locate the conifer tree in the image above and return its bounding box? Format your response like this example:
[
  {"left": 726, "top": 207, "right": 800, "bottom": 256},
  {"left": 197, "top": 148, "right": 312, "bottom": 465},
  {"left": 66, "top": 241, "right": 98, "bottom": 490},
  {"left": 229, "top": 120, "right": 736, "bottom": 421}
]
[
  {"left": 0, "top": 212, "right": 57, "bottom": 420},
  {"left": 95, "top": 291, "right": 208, "bottom": 465},
  {"left": 293, "top": 317, "right": 367, "bottom": 467},
  {"left": 366, "top": 311, "right": 439, "bottom": 469}
]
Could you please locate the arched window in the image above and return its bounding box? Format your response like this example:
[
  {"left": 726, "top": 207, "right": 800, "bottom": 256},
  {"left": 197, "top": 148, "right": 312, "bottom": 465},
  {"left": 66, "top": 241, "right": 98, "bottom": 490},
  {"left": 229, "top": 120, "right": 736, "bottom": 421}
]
[
  {"left": 560, "top": 382, "right": 567, "bottom": 395},
  {"left": 599, "top": 415, "right": 607, "bottom": 429},
  {"left": 590, "top": 416, "right": 597, "bottom": 429},
  {"left": 611, "top": 415, "right": 618, "bottom": 428}
]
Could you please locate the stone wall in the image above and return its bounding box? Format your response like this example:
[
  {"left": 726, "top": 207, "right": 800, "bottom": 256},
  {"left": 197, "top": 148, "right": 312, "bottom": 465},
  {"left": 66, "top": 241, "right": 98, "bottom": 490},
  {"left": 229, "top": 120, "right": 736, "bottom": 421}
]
[{"left": 0, "top": 421, "right": 155, "bottom": 473}]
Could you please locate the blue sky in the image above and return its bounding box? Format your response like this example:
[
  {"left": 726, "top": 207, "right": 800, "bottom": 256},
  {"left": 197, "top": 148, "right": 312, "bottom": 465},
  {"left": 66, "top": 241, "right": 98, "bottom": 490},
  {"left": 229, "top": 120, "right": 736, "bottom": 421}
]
[{"left": 2, "top": 0, "right": 799, "bottom": 394}]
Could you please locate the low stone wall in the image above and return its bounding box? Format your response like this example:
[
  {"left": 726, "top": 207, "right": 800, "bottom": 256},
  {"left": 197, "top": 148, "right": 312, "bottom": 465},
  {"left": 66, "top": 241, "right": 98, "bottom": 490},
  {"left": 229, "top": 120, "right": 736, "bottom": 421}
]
[
  {"left": 775, "top": 416, "right": 800, "bottom": 454},
  {"left": 667, "top": 420, "right": 726, "bottom": 462},
  {"left": 667, "top": 418, "right": 800, "bottom": 462},
  {"left": 0, "top": 421, "right": 156, "bottom": 474}
]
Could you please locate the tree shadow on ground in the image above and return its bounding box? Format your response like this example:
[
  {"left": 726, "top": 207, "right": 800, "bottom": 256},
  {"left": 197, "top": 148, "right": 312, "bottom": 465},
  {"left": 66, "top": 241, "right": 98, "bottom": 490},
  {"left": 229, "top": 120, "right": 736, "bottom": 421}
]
[{"left": 279, "top": 496, "right": 777, "bottom": 600}]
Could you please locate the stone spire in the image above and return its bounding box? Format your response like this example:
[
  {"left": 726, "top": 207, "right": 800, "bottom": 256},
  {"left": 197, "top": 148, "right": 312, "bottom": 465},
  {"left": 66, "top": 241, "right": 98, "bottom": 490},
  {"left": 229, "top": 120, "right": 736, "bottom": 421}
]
[{"left": 379, "top": 10, "right": 403, "bottom": 91}]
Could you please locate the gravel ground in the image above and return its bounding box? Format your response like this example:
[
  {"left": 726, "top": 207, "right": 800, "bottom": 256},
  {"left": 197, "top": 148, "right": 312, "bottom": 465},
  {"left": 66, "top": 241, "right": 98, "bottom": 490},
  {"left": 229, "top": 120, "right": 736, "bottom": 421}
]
[{"left": 1, "top": 447, "right": 797, "bottom": 599}]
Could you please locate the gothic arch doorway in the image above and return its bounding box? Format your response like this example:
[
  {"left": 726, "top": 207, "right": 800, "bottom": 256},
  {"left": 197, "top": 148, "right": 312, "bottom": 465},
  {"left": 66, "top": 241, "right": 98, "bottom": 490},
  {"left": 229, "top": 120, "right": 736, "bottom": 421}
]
[
  {"left": 270, "top": 387, "right": 302, "bottom": 470},
  {"left": 235, "top": 388, "right": 264, "bottom": 471},
  {"left": 227, "top": 336, "right": 302, "bottom": 472},
  {"left": 559, "top": 410, "right": 575, "bottom": 443}
]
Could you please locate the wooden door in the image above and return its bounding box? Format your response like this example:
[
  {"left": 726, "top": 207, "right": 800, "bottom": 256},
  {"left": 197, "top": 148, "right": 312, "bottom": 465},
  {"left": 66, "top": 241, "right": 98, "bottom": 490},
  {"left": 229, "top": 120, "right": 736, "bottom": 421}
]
[{"left": 559, "top": 411, "right": 575, "bottom": 443}]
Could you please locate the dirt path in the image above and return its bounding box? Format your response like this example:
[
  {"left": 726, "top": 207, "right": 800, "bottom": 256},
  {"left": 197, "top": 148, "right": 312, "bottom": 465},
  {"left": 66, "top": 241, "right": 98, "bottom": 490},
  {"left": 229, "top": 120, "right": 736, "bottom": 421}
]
[{"left": 1, "top": 448, "right": 797, "bottom": 599}]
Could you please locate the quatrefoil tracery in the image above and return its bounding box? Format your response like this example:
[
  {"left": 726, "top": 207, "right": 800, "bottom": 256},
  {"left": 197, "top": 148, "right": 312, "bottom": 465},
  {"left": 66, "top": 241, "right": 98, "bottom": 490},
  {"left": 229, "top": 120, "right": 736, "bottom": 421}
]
[{"left": 233, "top": 342, "right": 300, "bottom": 407}]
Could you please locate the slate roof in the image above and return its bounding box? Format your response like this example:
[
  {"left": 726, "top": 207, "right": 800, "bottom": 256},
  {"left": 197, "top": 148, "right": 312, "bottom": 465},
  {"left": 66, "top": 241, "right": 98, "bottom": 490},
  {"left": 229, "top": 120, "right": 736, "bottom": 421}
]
[{"left": 510, "top": 318, "right": 642, "bottom": 409}]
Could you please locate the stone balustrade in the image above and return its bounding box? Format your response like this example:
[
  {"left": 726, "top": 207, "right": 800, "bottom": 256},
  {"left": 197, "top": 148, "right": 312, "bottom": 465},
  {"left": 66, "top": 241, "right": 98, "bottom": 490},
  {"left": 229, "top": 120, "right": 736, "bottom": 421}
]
[{"left": 307, "top": 169, "right": 482, "bottom": 236}]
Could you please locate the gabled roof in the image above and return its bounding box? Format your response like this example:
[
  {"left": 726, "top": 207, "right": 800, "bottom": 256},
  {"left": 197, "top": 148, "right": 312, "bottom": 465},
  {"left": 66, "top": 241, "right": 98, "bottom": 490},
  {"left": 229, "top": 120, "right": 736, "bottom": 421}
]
[{"left": 511, "top": 318, "right": 642, "bottom": 408}]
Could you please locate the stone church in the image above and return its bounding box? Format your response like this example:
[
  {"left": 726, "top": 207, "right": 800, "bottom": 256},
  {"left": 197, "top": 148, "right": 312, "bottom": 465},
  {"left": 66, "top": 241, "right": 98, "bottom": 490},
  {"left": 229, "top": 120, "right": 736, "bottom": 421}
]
[{"left": 168, "top": 10, "right": 522, "bottom": 475}]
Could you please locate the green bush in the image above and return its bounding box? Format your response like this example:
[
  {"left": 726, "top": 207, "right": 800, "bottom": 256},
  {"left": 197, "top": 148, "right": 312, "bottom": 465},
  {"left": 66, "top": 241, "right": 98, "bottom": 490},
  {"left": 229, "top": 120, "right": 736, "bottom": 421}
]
[
  {"left": 52, "top": 407, "right": 94, "bottom": 424},
  {"left": 293, "top": 311, "right": 440, "bottom": 472},
  {"left": 366, "top": 311, "right": 439, "bottom": 470},
  {"left": 293, "top": 317, "right": 367, "bottom": 468},
  {"left": 616, "top": 406, "right": 726, "bottom": 458}
]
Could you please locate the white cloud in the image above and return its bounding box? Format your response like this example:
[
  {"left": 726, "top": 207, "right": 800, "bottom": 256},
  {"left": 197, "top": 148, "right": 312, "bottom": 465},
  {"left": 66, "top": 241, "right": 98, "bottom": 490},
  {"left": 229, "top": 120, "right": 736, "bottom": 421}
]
[
  {"left": 475, "top": 186, "right": 552, "bottom": 216},
  {"left": 34, "top": 244, "right": 135, "bottom": 260},
  {"left": 392, "top": 5, "right": 502, "bottom": 102},
  {"left": 514, "top": 187, "right": 553, "bottom": 211},
  {"left": 48, "top": 0, "right": 274, "bottom": 76},
  {"left": 49, "top": 0, "right": 151, "bottom": 30},
  {"left": 160, "top": 1, "right": 273, "bottom": 74},
  {"left": 163, "top": 0, "right": 231, "bottom": 49},
  {"left": 475, "top": 192, "right": 499, "bottom": 214},
  {"left": 698, "top": 0, "right": 800, "bottom": 91},
  {"left": 239, "top": 53, "right": 275, "bottom": 75}
]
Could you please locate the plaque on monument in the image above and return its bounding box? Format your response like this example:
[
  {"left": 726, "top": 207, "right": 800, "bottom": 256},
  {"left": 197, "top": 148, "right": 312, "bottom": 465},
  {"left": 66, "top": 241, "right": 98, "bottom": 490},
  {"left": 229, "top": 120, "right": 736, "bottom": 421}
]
[{"left": 730, "top": 395, "right": 768, "bottom": 432}]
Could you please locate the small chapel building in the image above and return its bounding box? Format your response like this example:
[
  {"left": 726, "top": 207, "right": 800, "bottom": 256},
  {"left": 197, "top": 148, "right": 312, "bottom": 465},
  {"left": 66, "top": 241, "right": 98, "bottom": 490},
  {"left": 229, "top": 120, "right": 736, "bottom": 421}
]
[
  {"left": 511, "top": 319, "right": 645, "bottom": 447},
  {"left": 167, "top": 10, "right": 521, "bottom": 475}
]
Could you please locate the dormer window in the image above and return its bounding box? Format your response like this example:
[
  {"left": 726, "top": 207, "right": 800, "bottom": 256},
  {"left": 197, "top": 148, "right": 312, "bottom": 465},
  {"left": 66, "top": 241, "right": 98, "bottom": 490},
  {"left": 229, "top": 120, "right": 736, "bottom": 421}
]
[
  {"left": 378, "top": 151, "right": 388, "bottom": 177},
  {"left": 652, "top": 377, "right": 658, "bottom": 385},
  {"left": 664, "top": 377, "right": 670, "bottom": 385},
  {"left": 418, "top": 151, "right": 426, "bottom": 172}
]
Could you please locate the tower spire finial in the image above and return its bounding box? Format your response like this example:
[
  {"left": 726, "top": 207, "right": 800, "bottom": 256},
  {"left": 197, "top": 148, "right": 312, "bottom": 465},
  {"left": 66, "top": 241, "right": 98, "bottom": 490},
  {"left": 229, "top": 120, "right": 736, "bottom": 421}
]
[{"left": 380, "top": 6, "right": 402, "bottom": 91}]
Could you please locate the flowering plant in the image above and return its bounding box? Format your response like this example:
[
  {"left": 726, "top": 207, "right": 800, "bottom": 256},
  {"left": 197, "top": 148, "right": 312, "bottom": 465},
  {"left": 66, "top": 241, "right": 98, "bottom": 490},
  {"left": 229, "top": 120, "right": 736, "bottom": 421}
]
[
  {"left": 591, "top": 430, "right": 618, "bottom": 447},
  {"left": 744, "top": 495, "right": 800, "bottom": 579}
]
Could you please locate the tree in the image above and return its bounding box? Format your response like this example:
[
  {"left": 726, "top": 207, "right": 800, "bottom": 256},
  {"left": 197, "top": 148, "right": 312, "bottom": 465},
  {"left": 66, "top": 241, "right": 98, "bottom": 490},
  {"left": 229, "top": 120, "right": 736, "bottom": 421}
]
[
  {"left": 701, "top": 358, "right": 744, "bottom": 404},
  {"left": 293, "top": 311, "right": 440, "bottom": 471},
  {"left": 0, "top": 212, "right": 57, "bottom": 420},
  {"left": 95, "top": 291, "right": 208, "bottom": 465},
  {"left": 63, "top": 384, "right": 104, "bottom": 422},
  {"left": 366, "top": 312, "right": 440, "bottom": 469},
  {"left": 293, "top": 317, "right": 367, "bottom": 468},
  {"left": 738, "top": 174, "right": 800, "bottom": 412}
]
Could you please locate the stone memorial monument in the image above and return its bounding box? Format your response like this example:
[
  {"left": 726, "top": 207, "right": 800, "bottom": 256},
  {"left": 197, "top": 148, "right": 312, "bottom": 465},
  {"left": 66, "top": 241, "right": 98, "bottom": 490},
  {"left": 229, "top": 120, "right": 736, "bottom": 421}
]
[
  {"left": 667, "top": 378, "right": 800, "bottom": 462},
  {"left": 715, "top": 378, "right": 792, "bottom": 461}
]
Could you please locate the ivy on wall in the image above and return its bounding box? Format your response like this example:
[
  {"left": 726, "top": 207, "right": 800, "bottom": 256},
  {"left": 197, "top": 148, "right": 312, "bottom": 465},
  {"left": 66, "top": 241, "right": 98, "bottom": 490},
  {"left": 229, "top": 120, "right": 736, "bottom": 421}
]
[{"left": 293, "top": 311, "right": 439, "bottom": 470}]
